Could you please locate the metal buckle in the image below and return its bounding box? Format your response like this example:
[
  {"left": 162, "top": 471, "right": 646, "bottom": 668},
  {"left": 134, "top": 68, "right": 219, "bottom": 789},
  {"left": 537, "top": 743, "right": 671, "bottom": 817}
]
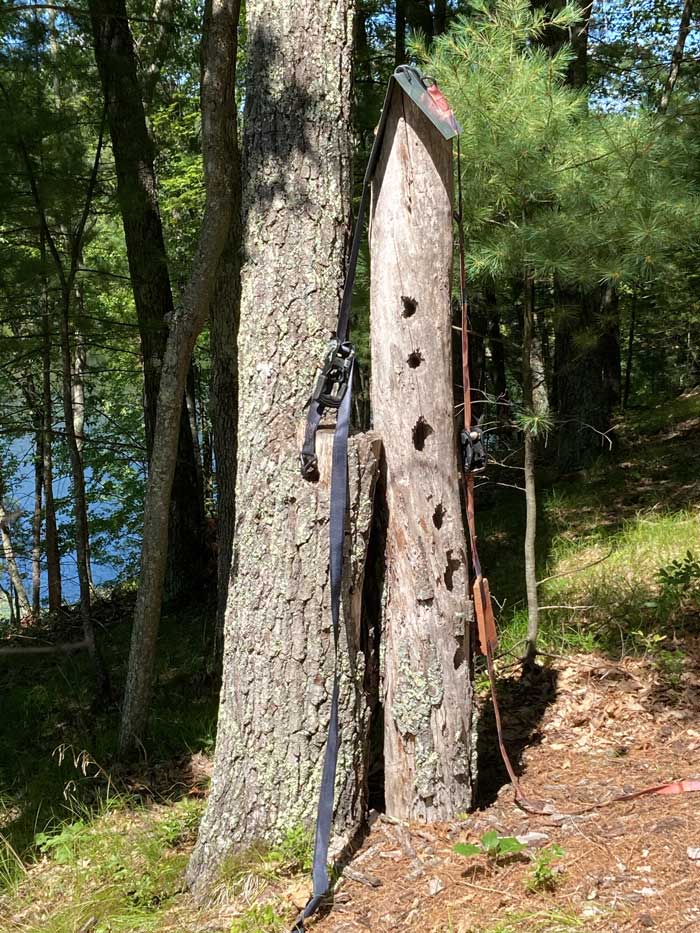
[
  {"left": 310, "top": 338, "right": 355, "bottom": 410},
  {"left": 460, "top": 427, "right": 487, "bottom": 474},
  {"left": 300, "top": 451, "right": 319, "bottom": 481}
]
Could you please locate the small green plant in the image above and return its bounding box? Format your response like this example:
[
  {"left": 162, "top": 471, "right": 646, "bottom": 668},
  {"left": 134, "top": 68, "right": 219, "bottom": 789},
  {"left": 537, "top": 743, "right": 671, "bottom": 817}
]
[
  {"left": 155, "top": 798, "right": 205, "bottom": 848},
  {"left": 230, "top": 901, "right": 286, "bottom": 932},
  {"left": 454, "top": 829, "right": 527, "bottom": 861},
  {"left": 526, "top": 844, "right": 564, "bottom": 893},
  {"left": 268, "top": 825, "right": 313, "bottom": 874},
  {"left": 658, "top": 550, "right": 700, "bottom": 592},
  {"left": 35, "top": 819, "right": 89, "bottom": 865}
]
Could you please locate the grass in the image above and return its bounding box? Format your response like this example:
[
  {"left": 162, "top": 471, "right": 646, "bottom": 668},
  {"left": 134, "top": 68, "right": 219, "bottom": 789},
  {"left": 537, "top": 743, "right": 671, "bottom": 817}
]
[
  {"left": 479, "top": 388, "right": 700, "bottom": 661},
  {"left": 0, "top": 592, "right": 219, "bottom": 898}
]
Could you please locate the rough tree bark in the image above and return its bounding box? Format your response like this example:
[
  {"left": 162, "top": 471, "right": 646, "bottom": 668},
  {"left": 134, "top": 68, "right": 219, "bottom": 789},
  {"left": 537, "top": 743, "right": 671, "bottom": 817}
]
[
  {"left": 88, "top": 0, "right": 206, "bottom": 595},
  {"left": 187, "top": 0, "right": 371, "bottom": 890},
  {"left": 118, "top": 0, "right": 241, "bottom": 754},
  {"left": 370, "top": 89, "right": 473, "bottom": 820}
]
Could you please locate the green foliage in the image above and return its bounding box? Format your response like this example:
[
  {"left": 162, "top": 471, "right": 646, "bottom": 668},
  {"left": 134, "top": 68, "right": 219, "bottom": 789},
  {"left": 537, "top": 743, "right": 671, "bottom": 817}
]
[
  {"left": 230, "top": 902, "right": 287, "bottom": 933},
  {"left": 267, "top": 825, "right": 314, "bottom": 875},
  {"left": 414, "top": 0, "right": 700, "bottom": 292},
  {"left": 527, "top": 844, "right": 565, "bottom": 893},
  {"left": 154, "top": 798, "right": 206, "bottom": 848},
  {"left": 35, "top": 819, "right": 90, "bottom": 865},
  {"left": 454, "top": 829, "right": 527, "bottom": 861}
]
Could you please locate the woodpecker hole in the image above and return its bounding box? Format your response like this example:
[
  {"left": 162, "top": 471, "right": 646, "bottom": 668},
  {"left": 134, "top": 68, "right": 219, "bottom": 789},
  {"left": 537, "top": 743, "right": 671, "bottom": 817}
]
[
  {"left": 444, "top": 550, "right": 461, "bottom": 591},
  {"left": 407, "top": 349, "right": 423, "bottom": 369},
  {"left": 401, "top": 295, "right": 417, "bottom": 318},
  {"left": 412, "top": 417, "right": 433, "bottom": 451},
  {"left": 432, "top": 503, "right": 445, "bottom": 529}
]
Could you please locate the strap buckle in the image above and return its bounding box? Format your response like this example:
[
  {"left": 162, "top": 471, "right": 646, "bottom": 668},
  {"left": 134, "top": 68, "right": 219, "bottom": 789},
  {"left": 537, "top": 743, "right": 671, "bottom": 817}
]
[
  {"left": 460, "top": 427, "right": 487, "bottom": 474},
  {"left": 300, "top": 451, "right": 319, "bottom": 481},
  {"left": 310, "top": 338, "right": 355, "bottom": 410}
]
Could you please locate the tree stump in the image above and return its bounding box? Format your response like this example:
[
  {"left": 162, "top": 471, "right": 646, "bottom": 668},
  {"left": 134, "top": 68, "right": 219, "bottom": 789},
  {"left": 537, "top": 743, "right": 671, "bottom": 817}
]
[{"left": 370, "top": 86, "right": 474, "bottom": 820}]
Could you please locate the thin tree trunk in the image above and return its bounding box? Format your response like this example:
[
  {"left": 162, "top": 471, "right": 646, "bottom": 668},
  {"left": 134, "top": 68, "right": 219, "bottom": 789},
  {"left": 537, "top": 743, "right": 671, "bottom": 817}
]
[
  {"left": 660, "top": 0, "right": 694, "bottom": 112},
  {"left": 395, "top": 0, "right": 406, "bottom": 65},
  {"left": 0, "top": 502, "right": 31, "bottom": 620},
  {"left": 41, "top": 279, "right": 62, "bottom": 610},
  {"left": 623, "top": 293, "right": 637, "bottom": 409},
  {"left": 522, "top": 270, "right": 539, "bottom": 666},
  {"left": 71, "top": 317, "right": 87, "bottom": 456},
  {"left": 58, "top": 290, "right": 108, "bottom": 695},
  {"left": 370, "top": 88, "right": 473, "bottom": 820},
  {"left": 210, "top": 213, "right": 241, "bottom": 673},
  {"left": 187, "top": 0, "right": 361, "bottom": 889},
  {"left": 118, "top": 0, "right": 240, "bottom": 755},
  {"left": 31, "top": 428, "right": 43, "bottom": 616}
]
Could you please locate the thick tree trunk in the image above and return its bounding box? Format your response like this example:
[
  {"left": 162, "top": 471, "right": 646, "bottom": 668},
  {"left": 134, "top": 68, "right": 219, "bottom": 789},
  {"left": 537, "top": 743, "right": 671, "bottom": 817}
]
[
  {"left": 187, "top": 0, "right": 359, "bottom": 890},
  {"left": 88, "top": 0, "right": 206, "bottom": 594},
  {"left": 118, "top": 0, "right": 240, "bottom": 754},
  {"left": 370, "top": 89, "right": 473, "bottom": 821}
]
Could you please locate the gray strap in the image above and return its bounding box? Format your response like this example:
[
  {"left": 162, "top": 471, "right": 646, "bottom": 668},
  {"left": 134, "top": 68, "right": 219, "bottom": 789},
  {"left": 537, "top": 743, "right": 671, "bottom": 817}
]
[{"left": 292, "top": 360, "right": 353, "bottom": 931}]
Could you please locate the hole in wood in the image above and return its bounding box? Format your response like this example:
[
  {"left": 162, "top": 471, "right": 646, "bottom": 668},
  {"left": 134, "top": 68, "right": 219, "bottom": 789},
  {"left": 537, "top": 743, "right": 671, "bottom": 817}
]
[
  {"left": 412, "top": 417, "right": 433, "bottom": 451},
  {"left": 407, "top": 349, "right": 423, "bottom": 369},
  {"left": 453, "top": 646, "right": 465, "bottom": 669},
  {"left": 443, "top": 550, "right": 461, "bottom": 591},
  {"left": 401, "top": 295, "right": 417, "bottom": 318},
  {"left": 432, "top": 503, "right": 445, "bottom": 529}
]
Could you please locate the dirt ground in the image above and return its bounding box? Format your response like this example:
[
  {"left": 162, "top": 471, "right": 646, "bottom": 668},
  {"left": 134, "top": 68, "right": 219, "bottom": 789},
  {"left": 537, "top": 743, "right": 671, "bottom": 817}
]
[{"left": 310, "top": 645, "right": 700, "bottom": 933}]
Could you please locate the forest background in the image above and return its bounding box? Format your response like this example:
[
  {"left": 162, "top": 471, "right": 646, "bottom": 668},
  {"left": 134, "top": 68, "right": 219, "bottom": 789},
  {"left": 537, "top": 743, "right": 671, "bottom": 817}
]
[{"left": 1, "top": 0, "right": 700, "bottom": 929}]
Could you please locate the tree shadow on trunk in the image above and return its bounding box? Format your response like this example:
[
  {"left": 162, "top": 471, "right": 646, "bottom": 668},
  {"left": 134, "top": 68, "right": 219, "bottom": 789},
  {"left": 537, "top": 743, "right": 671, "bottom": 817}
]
[{"left": 475, "top": 662, "right": 558, "bottom": 809}]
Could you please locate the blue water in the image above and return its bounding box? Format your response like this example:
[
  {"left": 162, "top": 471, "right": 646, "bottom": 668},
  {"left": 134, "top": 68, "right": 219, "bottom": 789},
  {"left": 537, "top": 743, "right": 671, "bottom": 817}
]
[{"left": 3, "top": 436, "right": 135, "bottom": 609}]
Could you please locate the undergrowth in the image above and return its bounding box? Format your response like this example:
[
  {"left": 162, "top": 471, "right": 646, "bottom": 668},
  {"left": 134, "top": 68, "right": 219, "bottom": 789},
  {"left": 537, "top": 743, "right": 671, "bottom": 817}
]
[{"left": 480, "top": 389, "right": 700, "bottom": 661}]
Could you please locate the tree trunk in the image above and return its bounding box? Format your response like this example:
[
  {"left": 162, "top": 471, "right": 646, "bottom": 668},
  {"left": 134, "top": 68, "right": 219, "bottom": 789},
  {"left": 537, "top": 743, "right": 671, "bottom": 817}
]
[
  {"left": 210, "top": 216, "right": 241, "bottom": 672},
  {"left": 521, "top": 271, "right": 539, "bottom": 666},
  {"left": 370, "top": 88, "right": 473, "bottom": 821},
  {"left": 600, "top": 282, "right": 621, "bottom": 413},
  {"left": 118, "top": 0, "right": 240, "bottom": 754},
  {"left": 0, "top": 469, "right": 31, "bottom": 620},
  {"left": 31, "top": 428, "right": 43, "bottom": 616},
  {"left": 187, "top": 0, "right": 360, "bottom": 889},
  {"left": 88, "top": 0, "right": 206, "bottom": 595},
  {"left": 71, "top": 318, "right": 87, "bottom": 456},
  {"left": 554, "top": 287, "right": 610, "bottom": 472},
  {"left": 660, "top": 0, "right": 694, "bottom": 112},
  {"left": 58, "top": 290, "right": 109, "bottom": 695},
  {"left": 622, "top": 293, "right": 637, "bottom": 409},
  {"left": 487, "top": 305, "right": 510, "bottom": 426},
  {"left": 395, "top": 0, "right": 406, "bottom": 66},
  {"left": 41, "top": 288, "right": 62, "bottom": 610}
]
